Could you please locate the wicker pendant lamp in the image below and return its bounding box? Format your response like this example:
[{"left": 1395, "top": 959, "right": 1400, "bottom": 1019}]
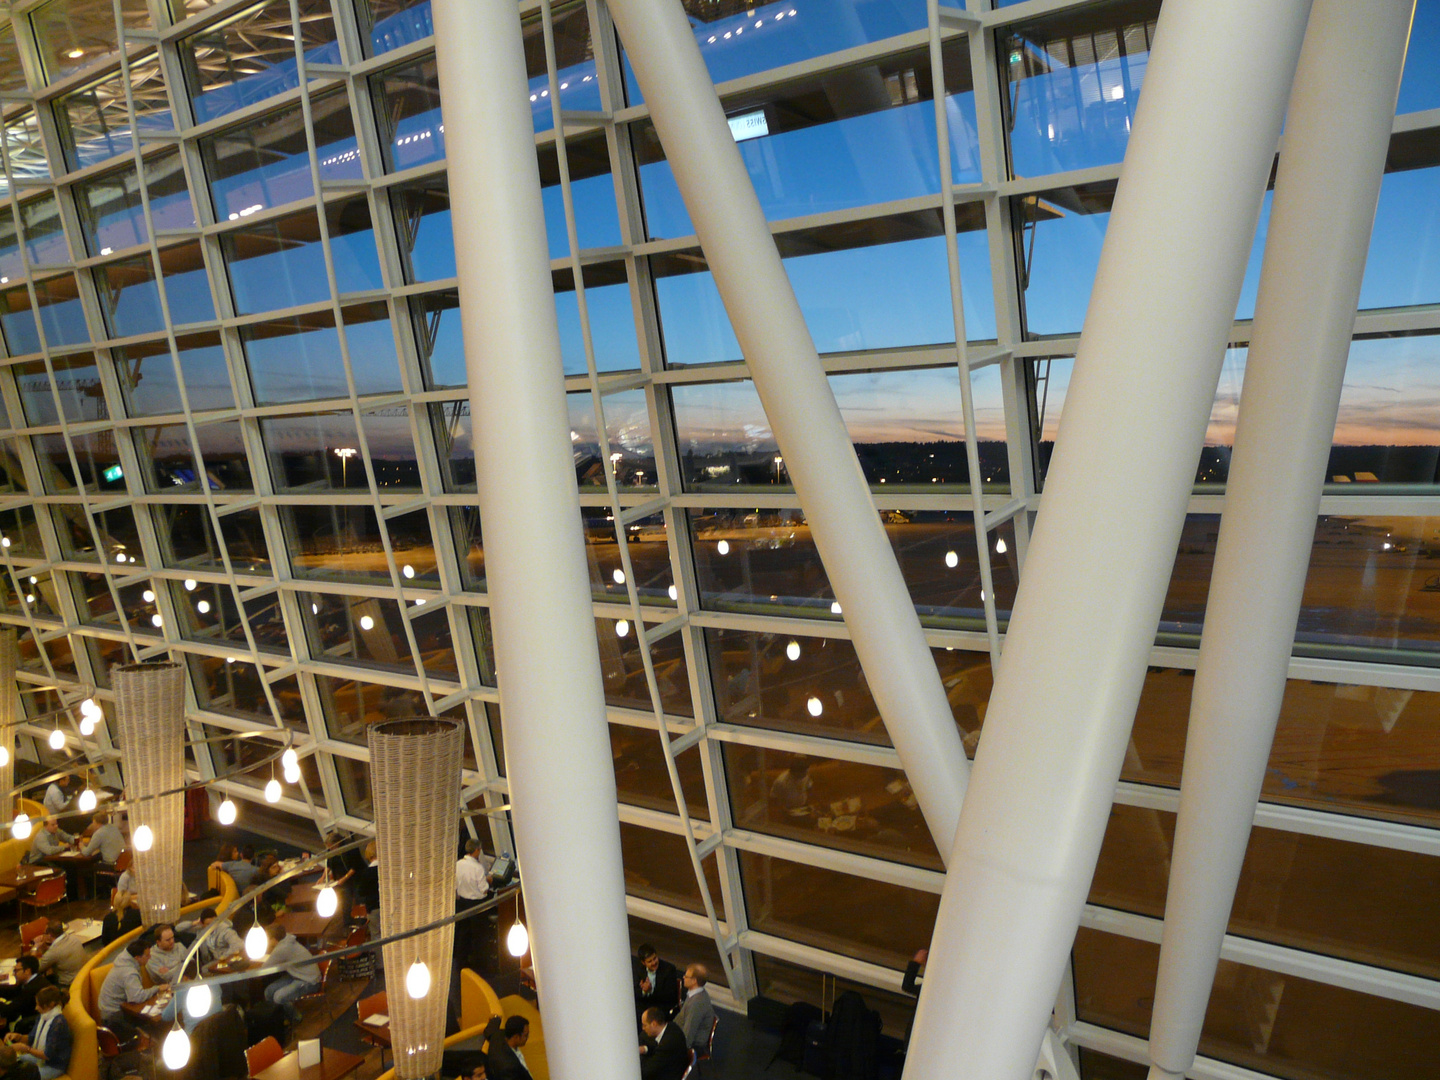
[
  {"left": 0, "top": 629, "right": 14, "bottom": 823},
  {"left": 369, "top": 717, "right": 463, "bottom": 1079},
  {"left": 113, "top": 660, "right": 186, "bottom": 923}
]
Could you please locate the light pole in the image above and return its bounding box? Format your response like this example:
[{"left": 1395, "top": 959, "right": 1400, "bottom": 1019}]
[{"left": 334, "top": 446, "right": 357, "bottom": 488}]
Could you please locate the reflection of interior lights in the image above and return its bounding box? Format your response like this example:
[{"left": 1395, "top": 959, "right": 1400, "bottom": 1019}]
[
  {"left": 786, "top": 640, "right": 801, "bottom": 662},
  {"left": 668, "top": 585, "right": 678, "bottom": 601},
  {"left": 716, "top": 540, "right": 730, "bottom": 555},
  {"left": 616, "top": 620, "right": 630, "bottom": 638},
  {"left": 807, "top": 696, "right": 823, "bottom": 717},
  {"left": 612, "top": 569, "right": 625, "bottom": 584},
  {"left": 143, "top": 590, "right": 155, "bottom": 603},
  {"left": 402, "top": 564, "right": 415, "bottom": 578},
  {"left": 184, "top": 579, "right": 197, "bottom": 591},
  {"left": 359, "top": 615, "right": 375, "bottom": 631},
  {"left": 197, "top": 600, "right": 211, "bottom": 614},
  {"left": 151, "top": 614, "right": 163, "bottom": 628},
  {"left": 995, "top": 538, "right": 1007, "bottom": 554},
  {"left": 66, "top": 48, "right": 84, "bottom": 59},
  {"left": 830, "top": 601, "right": 842, "bottom": 615},
  {"left": 944, "top": 551, "right": 958, "bottom": 568}
]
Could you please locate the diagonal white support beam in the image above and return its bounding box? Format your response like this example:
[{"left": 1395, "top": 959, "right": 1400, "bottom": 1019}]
[
  {"left": 900, "top": 0, "right": 1314, "bottom": 1076},
  {"left": 1146, "top": 4, "right": 1417, "bottom": 1078},
  {"left": 605, "top": 0, "right": 971, "bottom": 858},
  {"left": 429, "top": 3, "right": 639, "bottom": 1078}
]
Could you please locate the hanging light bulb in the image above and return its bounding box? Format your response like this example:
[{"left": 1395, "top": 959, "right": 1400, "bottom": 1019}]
[
  {"left": 405, "top": 960, "right": 431, "bottom": 999},
  {"left": 133, "top": 824, "right": 154, "bottom": 851},
  {"left": 359, "top": 615, "right": 375, "bottom": 631},
  {"left": 185, "top": 984, "right": 212, "bottom": 1019},
  {"left": 315, "top": 885, "right": 337, "bottom": 918},
  {"left": 0, "top": 746, "right": 9, "bottom": 768},
  {"left": 81, "top": 698, "right": 101, "bottom": 720},
  {"left": 162, "top": 1027, "right": 191, "bottom": 1070},
  {"left": 264, "top": 778, "right": 281, "bottom": 803},
  {"left": 807, "top": 696, "right": 823, "bottom": 717},
  {"left": 11, "top": 814, "right": 31, "bottom": 840},
  {"left": 281, "top": 748, "right": 299, "bottom": 772},
  {"left": 79, "top": 716, "right": 96, "bottom": 737},
  {"left": 506, "top": 921, "right": 529, "bottom": 957},
  {"left": 217, "top": 799, "right": 237, "bottom": 825},
  {"left": 283, "top": 764, "right": 301, "bottom": 785},
  {"left": 48, "top": 728, "right": 64, "bottom": 750},
  {"left": 245, "top": 924, "right": 268, "bottom": 960},
  {"left": 78, "top": 788, "right": 97, "bottom": 813},
  {"left": 786, "top": 640, "right": 801, "bottom": 661}
]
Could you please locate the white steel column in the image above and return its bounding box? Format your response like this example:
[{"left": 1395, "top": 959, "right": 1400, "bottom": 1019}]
[
  {"left": 901, "top": 0, "right": 1313, "bottom": 1076},
  {"left": 429, "top": 4, "right": 639, "bottom": 1079},
  {"left": 1147, "top": 4, "right": 1415, "bottom": 1078},
  {"left": 605, "top": 0, "right": 971, "bottom": 857}
]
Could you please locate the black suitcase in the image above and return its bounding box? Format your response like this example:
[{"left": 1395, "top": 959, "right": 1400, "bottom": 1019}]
[{"left": 801, "top": 1019, "right": 828, "bottom": 1076}]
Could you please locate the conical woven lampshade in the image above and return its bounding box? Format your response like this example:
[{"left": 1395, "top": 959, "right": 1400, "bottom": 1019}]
[
  {"left": 113, "top": 661, "right": 186, "bottom": 923},
  {"left": 369, "top": 717, "right": 463, "bottom": 1079},
  {"left": 0, "top": 629, "right": 14, "bottom": 823}
]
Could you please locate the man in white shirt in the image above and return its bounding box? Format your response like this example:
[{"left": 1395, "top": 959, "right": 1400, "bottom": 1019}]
[
  {"left": 177, "top": 907, "right": 243, "bottom": 965},
  {"left": 454, "top": 841, "right": 493, "bottom": 971}
]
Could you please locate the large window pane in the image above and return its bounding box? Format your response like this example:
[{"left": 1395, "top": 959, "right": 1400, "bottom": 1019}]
[
  {"left": 674, "top": 366, "right": 1008, "bottom": 493},
  {"left": 58, "top": 55, "right": 172, "bottom": 170},
  {"left": 597, "top": 616, "right": 692, "bottom": 717},
  {"left": 706, "top": 627, "right": 989, "bottom": 751},
  {"left": 1005, "top": 0, "right": 1157, "bottom": 177},
  {"left": 201, "top": 93, "right": 361, "bottom": 221},
  {"left": 95, "top": 242, "right": 214, "bottom": 337},
  {"left": 115, "top": 332, "right": 235, "bottom": 415},
  {"left": 724, "top": 744, "right": 940, "bottom": 870},
  {"left": 691, "top": 508, "right": 1017, "bottom": 627},
  {"left": 619, "top": 822, "right": 724, "bottom": 918},
  {"left": 31, "top": 0, "right": 150, "bottom": 83},
  {"left": 621, "top": 0, "right": 928, "bottom": 104},
  {"left": 243, "top": 303, "right": 400, "bottom": 403},
  {"left": 1074, "top": 928, "right": 1440, "bottom": 1080},
  {"left": 611, "top": 724, "right": 709, "bottom": 821},
  {"left": 1093, "top": 802, "right": 1440, "bottom": 980},
  {"left": 184, "top": 0, "right": 340, "bottom": 124},
  {"left": 224, "top": 203, "right": 383, "bottom": 315},
  {"left": 1128, "top": 665, "right": 1440, "bottom": 829},
  {"left": 739, "top": 849, "right": 934, "bottom": 970},
  {"left": 638, "top": 44, "right": 978, "bottom": 236},
  {"left": 654, "top": 216, "right": 993, "bottom": 364}
]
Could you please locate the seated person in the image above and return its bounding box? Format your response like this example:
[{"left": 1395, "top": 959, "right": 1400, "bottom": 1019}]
[
  {"left": 177, "top": 908, "right": 242, "bottom": 966},
  {"left": 212, "top": 845, "right": 260, "bottom": 894},
  {"left": 24, "top": 822, "right": 72, "bottom": 864},
  {"left": 101, "top": 892, "right": 142, "bottom": 946},
  {"left": 261, "top": 925, "right": 319, "bottom": 1022},
  {"left": 0, "top": 959, "right": 50, "bottom": 1034},
  {"left": 146, "top": 924, "right": 186, "bottom": 984},
  {"left": 4, "top": 987, "right": 69, "bottom": 1080},
  {"left": 81, "top": 813, "right": 125, "bottom": 865},
  {"left": 0, "top": 1040, "right": 40, "bottom": 1080},
  {"left": 638, "top": 1006, "right": 687, "bottom": 1080},
  {"left": 33, "top": 922, "right": 84, "bottom": 991},
  {"left": 441, "top": 1052, "right": 488, "bottom": 1080},
  {"left": 482, "top": 1016, "right": 532, "bottom": 1080},
  {"left": 115, "top": 866, "right": 137, "bottom": 898},
  {"left": 674, "top": 964, "right": 717, "bottom": 1053},
  {"left": 97, "top": 937, "right": 170, "bottom": 1032}
]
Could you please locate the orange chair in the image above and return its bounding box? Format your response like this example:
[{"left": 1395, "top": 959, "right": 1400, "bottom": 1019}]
[
  {"left": 355, "top": 989, "right": 390, "bottom": 1067},
  {"left": 292, "top": 956, "right": 335, "bottom": 1025},
  {"left": 19, "top": 876, "right": 65, "bottom": 922},
  {"left": 19, "top": 916, "right": 47, "bottom": 948},
  {"left": 93, "top": 849, "right": 130, "bottom": 894},
  {"left": 246, "top": 1036, "right": 284, "bottom": 1077},
  {"left": 680, "top": 1048, "right": 697, "bottom": 1080}
]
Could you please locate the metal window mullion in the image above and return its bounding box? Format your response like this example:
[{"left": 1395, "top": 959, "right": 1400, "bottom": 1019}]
[
  {"left": 927, "top": 0, "right": 1000, "bottom": 668},
  {"left": 285, "top": 0, "right": 439, "bottom": 722},
  {"left": 541, "top": 0, "right": 736, "bottom": 988}
]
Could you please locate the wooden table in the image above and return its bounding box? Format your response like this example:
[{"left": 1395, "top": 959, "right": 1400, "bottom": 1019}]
[
  {"left": 0, "top": 866, "right": 59, "bottom": 890},
  {"left": 42, "top": 850, "right": 98, "bottom": 898},
  {"left": 285, "top": 883, "right": 320, "bottom": 911},
  {"left": 276, "top": 910, "right": 339, "bottom": 945},
  {"left": 253, "top": 1048, "right": 365, "bottom": 1080},
  {"left": 119, "top": 990, "right": 173, "bottom": 1029},
  {"left": 354, "top": 1014, "right": 391, "bottom": 1048}
]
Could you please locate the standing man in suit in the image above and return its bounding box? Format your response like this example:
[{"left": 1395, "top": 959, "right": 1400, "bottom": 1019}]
[
  {"left": 5, "top": 987, "right": 69, "bottom": 1080},
  {"left": 638, "top": 1007, "right": 688, "bottom": 1080},
  {"left": 674, "top": 964, "right": 717, "bottom": 1054},
  {"left": 634, "top": 944, "right": 681, "bottom": 1021}
]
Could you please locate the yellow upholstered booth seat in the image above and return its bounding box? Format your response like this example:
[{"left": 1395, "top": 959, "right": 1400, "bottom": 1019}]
[
  {"left": 17, "top": 798, "right": 44, "bottom": 819},
  {"left": 64, "top": 883, "right": 241, "bottom": 1080},
  {"left": 456, "top": 971, "right": 548, "bottom": 1080}
]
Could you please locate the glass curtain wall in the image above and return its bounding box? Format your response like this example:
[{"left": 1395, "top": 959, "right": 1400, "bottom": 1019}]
[{"left": 0, "top": 1, "right": 1436, "bottom": 1077}]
